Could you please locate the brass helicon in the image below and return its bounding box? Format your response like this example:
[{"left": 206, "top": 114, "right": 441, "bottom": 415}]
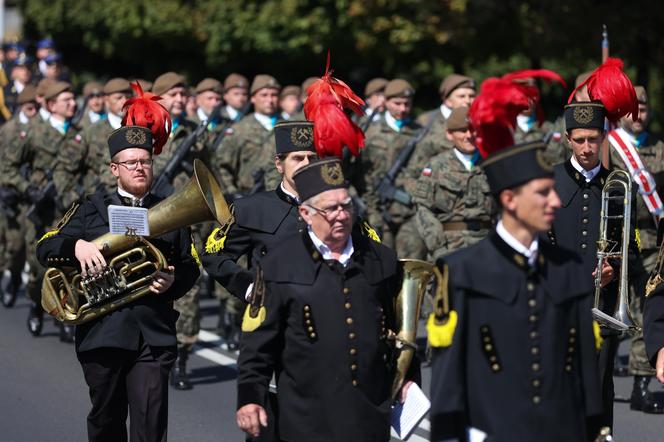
[{"left": 41, "top": 160, "right": 232, "bottom": 325}]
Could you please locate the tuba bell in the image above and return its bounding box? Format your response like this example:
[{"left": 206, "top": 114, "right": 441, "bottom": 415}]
[
  {"left": 592, "top": 169, "right": 639, "bottom": 333},
  {"left": 41, "top": 159, "right": 232, "bottom": 325},
  {"left": 391, "top": 259, "right": 445, "bottom": 399}
]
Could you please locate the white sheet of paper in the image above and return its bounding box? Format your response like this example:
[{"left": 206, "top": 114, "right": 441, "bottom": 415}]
[
  {"left": 108, "top": 205, "right": 150, "bottom": 236},
  {"left": 390, "top": 383, "right": 431, "bottom": 440}
]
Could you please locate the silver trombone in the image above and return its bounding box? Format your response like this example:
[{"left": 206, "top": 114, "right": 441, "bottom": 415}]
[{"left": 592, "top": 169, "right": 640, "bottom": 333}]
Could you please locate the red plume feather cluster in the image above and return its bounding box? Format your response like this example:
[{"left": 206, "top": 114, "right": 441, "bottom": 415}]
[
  {"left": 122, "top": 82, "right": 172, "bottom": 155},
  {"left": 567, "top": 57, "right": 638, "bottom": 123},
  {"left": 470, "top": 69, "right": 565, "bottom": 158},
  {"left": 304, "top": 52, "right": 366, "bottom": 158}
]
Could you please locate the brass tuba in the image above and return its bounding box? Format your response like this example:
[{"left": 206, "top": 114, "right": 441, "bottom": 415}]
[
  {"left": 592, "top": 169, "right": 639, "bottom": 332},
  {"left": 41, "top": 159, "right": 232, "bottom": 325},
  {"left": 391, "top": 259, "right": 445, "bottom": 399}
]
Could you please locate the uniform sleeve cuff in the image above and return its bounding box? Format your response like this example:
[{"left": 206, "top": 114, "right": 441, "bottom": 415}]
[
  {"left": 237, "top": 383, "right": 268, "bottom": 409},
  {"left": 60, "top": 238, "right": 79, "bottom": 262}
]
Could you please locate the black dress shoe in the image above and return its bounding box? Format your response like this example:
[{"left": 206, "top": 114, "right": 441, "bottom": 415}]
[
  {"left": 170, "top": 348, "right": 192, "bottom": 390},
  {"left": 27, "top": 303, "right": 44, "bottom": 336},
  {"left": 59, "top": 324, "right": 75, "bottom": 343},
  {"left": 630, "top": 376, "right": 664, "bottom": 414}
]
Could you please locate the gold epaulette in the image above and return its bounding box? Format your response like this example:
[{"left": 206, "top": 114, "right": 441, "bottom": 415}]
[
  {"left": 190, "top": 243, "right": 202, "bottom": 267},
  {"left": 242, "top": 266, "right": 267, "bottom": 332},
  {"left": 427, "top": 263, "right": 457, "bottom": 348},
  {"left": 593, "top": 320, "right": 603, "bottom": 351},
  {"left": 38, "top": 202, "right": 80, "bottom": 244}
]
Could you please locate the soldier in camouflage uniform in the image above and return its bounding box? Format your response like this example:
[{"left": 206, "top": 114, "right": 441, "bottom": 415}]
[
  {"left": 54, "top": 78, "right": 132, "bottom": 209},
  {"left": 356, "top": 77, "right": 387, "bottom": 131},
  {"left": 214, "top": 74, "right": 282, "bottom": 196},
  {"left": 362, "top": 79, "right": 425, "bottom": 259},
  {"left": 0, "top": 85, "right": 38, "bottom": 307},
  {"left": 414, "top": 74, "right": 476, "bottom": 168},
  {"left": 0, "top": 81, "right": 81, "bottom": 341},
  {"left": 279, "top": 85, "right": 302, "bottom": 120},
  {"left": 608, "top": 85, "right": 664, "bottom": 413},
  {"left": 78, "top": 81, "right": 106, "bottom": 131},
  {"left": 189, "top": 77, "right": 223, "bottom": 127},
  {"left": 413, "top": 107, "right": 495, "bottom": 261},
  {"left": 221, "top": 73, "right": 249, "bottom": 123},
  {"left": 151, "top": 72, "right": 210, "bottom": 390}
]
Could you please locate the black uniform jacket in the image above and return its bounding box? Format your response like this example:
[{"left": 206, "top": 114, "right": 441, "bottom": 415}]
[
  {"left": 202, "top": 185, "right": 302, "bottom": 300},
  {"left": 644, "top": 282, "right": 664, "bottom": 367},
  {"left": 36, "top": 191, "right": 199, "bottom": 353},
  {"left": 237, "top": 229, "right": 404, "bottom": 442},
  {"left": 430, "top": 232, "right": 602, "bottom": 442}
]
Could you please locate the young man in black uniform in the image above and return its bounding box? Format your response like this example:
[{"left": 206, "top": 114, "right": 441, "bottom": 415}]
[
  {"left": 36, "top": 124, "right": 199, "bottom": 442},
  {"left": 429, "top": 74, "right": 603, "bottom": 441},
  {"left": 235, "top": 158, "right": 416, "bottom": 441}
]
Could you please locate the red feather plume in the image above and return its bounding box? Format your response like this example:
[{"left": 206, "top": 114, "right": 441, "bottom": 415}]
[
  {"left": 122, "top": 82, "right": 172, "bottom": 155},
  {"left": 470, "top": 69, "right": 566, "bottom": 158},
  {"left": 304, "top": 51, "right": 365, "bottom": 158},
  {"left": 567, "top": 57, "right": 638, "bottom": 122}
]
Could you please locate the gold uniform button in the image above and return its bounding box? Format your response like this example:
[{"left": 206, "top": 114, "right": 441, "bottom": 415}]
[
  {"left": 481, "top": 326, "right": 489, "bottom": 333},
  {"left": 530, "top": 331, "right": 538, "bottom": 339},
  {"left": 565, "top": 364, "right": 572, "bottom": 372},
  {"left": 343, "top": 288, "right": 350, "bottom": 294},
  {"left": 531, "top": 347, "right": 539, "bottom": 355},
  {"left": 570, "top": 328, "right": 577, "bottom": 335},
  {"left": 583, "top": 193, "right": 589, "bottom": 199},
  {"left": 352, "top": 380, "right": 358, "bottom": 387},
  {"left": 582, "top": 206, "right": 589, "bottom": 212},
  {"left": 483, "top": 336, "right": 491, "bottom": 343},
  {"left": 529, "top": 315, "right": 537, "bottom": 323},
  {"left": 489, "top": 355, "right": 497, "bottom": 363},
  {"left": 532, "top": 363, "right": 540, "bottom": 372},
  {"left": 310, "top": 333, "right": 317, "bottom": 339},
  {"left": 528, "top": 299, "right": 537, "bottom": 308},
  {"left": 350, "top": 348, "right": 357, "bottom": 355},
  {"left": 304, "top": 312, "right": 311, "bottom": 318},
  {"left": 345, "top": 302, "right": 351, "bottom": 309},
  {"left": 582, "top": 230, "right": 588, "bottom": 236},
  {"left": 533, "top": 395, "right": 541, "bottom": 405},
  {"left": 582, "top": 218, "right": 588, "bottom": 224},
  {"left": 346, "top": 317, "right": 353, "bottom": 325},
  {"left": 484, "top": 344, "right": 493, "bottom": 352},
  {"left": 532, "top": 379, "right": 541, "bottom": 387},
  {"left": 491, "top": 363, "right": 500, "bottom": 372},
  {"left": 349, "top": 332, "right": 356, "bottom": 339},
  {"left": 307, "top": 326, "right": 314, "bottom": 332},
  {"left": 569, "top": 337, "right": 575, "bottom": 344},
  {"left": 304, "top": 305, "right": 310, "bottom": 312},
  {"left": 527, "top": 282, "right": 535, "bottom": 291},
  {"left": 581, "top": 243, "right": 587, "bottom": 249},
  {"left": 351, "top": 364, "right": 358, "bottom": 371}
]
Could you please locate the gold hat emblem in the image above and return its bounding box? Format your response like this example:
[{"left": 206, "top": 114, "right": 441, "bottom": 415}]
[
  {"left": 573, "top": 106, "right": 594, "bottom": 125},
  {"left": 290, "top": 126, "right": 314, "bottom": 149},
  {"left": 536, "top": 149, "right": 553, "bottom": 173},
  {"left": 125, "top": 128, "right": 147, "bottom": 145},
  {"left": 321, "top": 161, "right": 344, "bottom": 185}
]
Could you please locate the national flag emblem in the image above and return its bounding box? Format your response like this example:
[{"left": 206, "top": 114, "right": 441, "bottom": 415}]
[{"left": 422, "top": 167, "right": 432, "bottom": 177}]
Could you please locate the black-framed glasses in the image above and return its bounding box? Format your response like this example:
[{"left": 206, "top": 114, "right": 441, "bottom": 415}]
[
  {"left": 113, "top": 159, "right": 154, "bottom": 170},
  {"left": 306, "top": 200, "right": 354, "bottom": 219}
]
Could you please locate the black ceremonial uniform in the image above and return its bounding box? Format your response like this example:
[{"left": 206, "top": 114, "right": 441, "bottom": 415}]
[
  {"left": 645, "top": 281, "right": 664, "bottom": 367},
  {"left": 37, "top": 191, "right": 199, "bottom": 351},
  {"left": 430, "top": 232, "right": 602, "bottom": 442},
  {"left": 202, "top": 185, "right": 302, "bottom": 300},
  {"left": 237, "top": 230, "right": 404, "bottom": 442}
]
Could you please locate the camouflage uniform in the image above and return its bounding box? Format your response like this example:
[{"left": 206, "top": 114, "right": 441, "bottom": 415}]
[
  {"left": 514, "top": 117, "right": 568, "bottom": 166},
  {"left": 0, "top": 116, "right": 31, "bottom": 292},
  {"left": 0, "top": 117, "right": 83, "bottom": 305},
  {"left": 609, "top": 132, "right": 664, "bottom": 376},
  {"left": 213, "top": 113, "right": 280, "bottom": 196},
  {"left": 413, "top": 149, "right": 495, "bottom": 261},
  {"left": 362, "top": 118, "right": 426, "bottom": 259}
]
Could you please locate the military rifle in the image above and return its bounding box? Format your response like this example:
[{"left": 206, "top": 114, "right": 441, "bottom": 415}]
[
  {"left": 151, "top": 104, "right": 223, "bottom": 198},
  {"left": 374, "top": 112, "right": 437, "bottom": 222},
  {"left": 211, "top": 101, "right": 252, "bottom": 153}
]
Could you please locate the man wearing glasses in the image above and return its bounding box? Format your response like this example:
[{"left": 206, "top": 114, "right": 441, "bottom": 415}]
[
  {"left": 236, "top": 157, "right": 416, "bottom": 441},
  {"left": 36, "top": 123, "right": 199, "bottom": 442}
]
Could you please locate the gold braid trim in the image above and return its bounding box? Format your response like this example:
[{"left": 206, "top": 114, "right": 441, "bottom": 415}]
[
  {"left": 38, "top": 203, "right": 80, "bottom": 244},
  {"left": 190, "top": 243, "right": 202, "bottom": 267},
  {"left": 205, "top": 205, "right": 235, "bottom": 254}
]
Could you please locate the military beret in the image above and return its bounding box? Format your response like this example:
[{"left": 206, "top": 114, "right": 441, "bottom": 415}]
[
  {"left": 152, "top": 72, "right": 186, "bottom": 96},
  {"left": 18, "top": 85, "right": 38, "bottom": 105},
  {"left": 446, "top": 106, "right": 470, "bottom": 131},
  {"left": 36, "top": 78, "right": 54, "bottom": 97},
  {"left": 364, "top": 78, "right": 388, "bottom": 97},
  {"left": 195, "top": 78, "right": 223, "bottom": 94},
  {"left": 134, "top": 79, "right": 153, "bottom": 93},
  {"left": 223, "top": 73, "right": 249, "bottom": 92},
  {"left": 83, "top": 81, "right": 104, "bottom": 98},
  {"left": 44, "top": 81, "right": 72, "bottom": 101},
  {"left": 634, "top": 85, "right": 648, "bottom": 104},
  {"left": 575, "top": 71, "right": 592, "bottom": 88},
  {"left": 274, "top": 121, "right": 315, "bottom": 155},
  {"left": 439, "top": 74, "right": 475, "bottom": 98},
  {"left": 280, "top": 85, "right": 301, "bottom": 99},
  {"left": 301, "top": 77, "right": 319, "bottom": 94},
  {"left": 384, "top": 79, "right": 415, "bottom": 99},
  {"left": 294, "top": 157, "right": 348, "bottom": 202},
  {"left": 108, "top": 126, "right": 153, "bottom": 158},
  {"left": 103, "top": 78, "right": 132, "bottom": 95},
  {"left": 564, "top": 101, "right": 606, "bottom": 132},
  {"left": 250, "top": 74, "right": 281, "bottom": 95}
]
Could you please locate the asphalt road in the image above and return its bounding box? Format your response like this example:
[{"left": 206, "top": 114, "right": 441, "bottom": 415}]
[{"left": 1, "top": 288, "right": 662, "bottom": 441}]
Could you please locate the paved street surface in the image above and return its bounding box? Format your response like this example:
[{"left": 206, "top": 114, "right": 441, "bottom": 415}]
[{"left": 1, "top": 291, "right": 662, "bottom": 441}]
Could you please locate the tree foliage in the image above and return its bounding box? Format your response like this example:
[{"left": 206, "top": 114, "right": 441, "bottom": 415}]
[{"left": 18, "top": 0, "right": 664, "bottom": 128}]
